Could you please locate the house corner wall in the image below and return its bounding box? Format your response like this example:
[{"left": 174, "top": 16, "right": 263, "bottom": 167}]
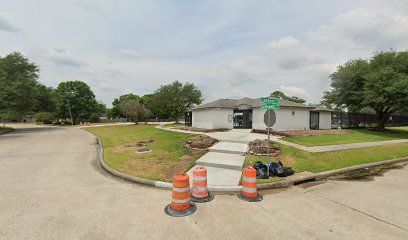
[
  {"left": 192, "top": 109, "right": 233, "bottom": 129},
  {"left": 253, "top": 108, "right": 310, "bottom": 131}
]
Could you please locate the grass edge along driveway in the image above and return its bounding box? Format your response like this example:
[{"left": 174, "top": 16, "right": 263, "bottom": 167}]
[
  {"left": 0, "top": 127, "right": 13, "bottom": 135},
  {"left": 86, "top": 125, "right": 206, "bottom": 182},
  {"left": 244, "top": 141, "right": 408, "bottom": 184},
  {"left": 283, "top": 127, "right": 408, "bottom": 147}
]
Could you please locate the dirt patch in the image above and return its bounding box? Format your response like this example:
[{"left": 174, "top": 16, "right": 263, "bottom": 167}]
[
  {"left": 185, "top": 135, "right": 218, "bottom": 150},
  {"left": 110, "top": 146, "right": 128, "bottom": 154},
  {"left": 252, "top": 129, "right": 349, "bottom": 137},
  {"left": 122, "top": 159, "right": 162, "bottom": 176},
  {"left": 124, "top": 140, "right": 154, "bottom": 147},
  {"left": 161, "top": 153, "right": 205, "bottom": 181},
  {"left": 247, "top": 139, "right": 282, "bottom": 156},
  {"left": 281, "top": 156, "right": 295, "bottom": 165},
  {"left": 176, "top": 127, "right": 230, "bottom": 133}
]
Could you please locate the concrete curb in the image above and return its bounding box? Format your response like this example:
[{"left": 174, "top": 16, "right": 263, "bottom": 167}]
[
  {"left": 257, "top": 157, "right": 408, "bottom": 189},
  {"left": 85, "top": 128, "right": 408, "bottom": 193}
]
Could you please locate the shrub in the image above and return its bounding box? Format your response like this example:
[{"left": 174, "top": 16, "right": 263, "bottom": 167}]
[
  {"left": 34, "top": 112, "right": 55, "bottom": 124},
  {"left": 89, "top": 113, "right": 100, "bottom": 123}
]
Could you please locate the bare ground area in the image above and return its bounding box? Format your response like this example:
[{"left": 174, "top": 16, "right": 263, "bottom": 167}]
[
  {"left": 176, "top": 127, "right": 230, "bottom": 132},
  {"left": 185, "top": 135, "right": 218, "bottom": 150},
  {"left": 247, "top": 139, "right": 282, "bottom": 156},
  {"left": 252, "top": 129, "right": 349, "bottom": 137}
]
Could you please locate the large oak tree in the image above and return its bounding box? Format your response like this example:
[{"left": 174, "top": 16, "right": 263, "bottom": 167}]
[
  {"left": 148, "top": 81, "right": 203, "bottom": 121},
  {"left": 323, "top": 50, "right": 408, "bottom": 129}
]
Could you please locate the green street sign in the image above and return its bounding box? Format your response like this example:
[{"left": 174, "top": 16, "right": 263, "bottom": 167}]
[{"left": 260, "top": 97, "right": 279, "bottom": 109}]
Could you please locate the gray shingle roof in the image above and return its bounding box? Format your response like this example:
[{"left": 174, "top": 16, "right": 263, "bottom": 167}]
[{"left": 194, "top": 97, "right": 314, "bottom": 110}]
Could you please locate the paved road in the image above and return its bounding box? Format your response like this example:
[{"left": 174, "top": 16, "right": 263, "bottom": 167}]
[{"left": 1, "top": 125, "right": 408, "bottom": 240}]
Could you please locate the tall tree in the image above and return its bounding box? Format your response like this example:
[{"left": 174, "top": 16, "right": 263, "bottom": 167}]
[
  {"left": 323, "top": 50, "right": 408, "bottom": 130},
  {"left": 0, "top": 52, "right": 40, "bottom": 118},
  {"left": 34, "top": 85, "right": 57, "bottom": 113},
  {"left": 55, "top": 81, "right": 99, "bottom": 123},
  {"left": 269, "top": 91, "right": 306, "bottom": 104},
  {"left": 119, "top": 99, "right": 151, "bottom": 124},
  {"left": 111, "top": 93, "right": 141, "bottom": 118},
  {"left": 149, "top": 81, "right": 203, "bottom": 122}
]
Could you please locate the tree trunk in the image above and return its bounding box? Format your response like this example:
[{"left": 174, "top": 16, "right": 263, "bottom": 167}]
[{"left": 376, "top": 111, "right": 389, "bottom": 130}]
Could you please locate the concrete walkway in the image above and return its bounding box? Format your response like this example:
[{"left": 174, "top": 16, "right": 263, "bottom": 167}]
[
  {"left": 1, "top": 124, "right": 408, "bottom": 239},
  {"left": 276, "top": 139, "right": 408, "bottom": 152},
  {"left": 186, "top": 141, "right": 247, "bottom": 186}
]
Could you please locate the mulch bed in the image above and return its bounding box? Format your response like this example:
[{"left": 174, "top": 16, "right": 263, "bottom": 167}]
[
  {"left": 247, "top": 139, "right": 282, "bottom": 156},
  {"left": 252, "top": 129, "right": 349, "bottom": 137},
  {"left": 185, "top": 136, "right": 218, "bottom": 150},
  {"left": 176, "top": 127, "right": 230, "bottom": 133}
]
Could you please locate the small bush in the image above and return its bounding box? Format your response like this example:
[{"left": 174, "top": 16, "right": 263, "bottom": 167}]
[
  {"left": 89, "top": 113, "right": 100, "bottom": 123},
  {"left": 34, "top": 112, "right": 55, "bottom": 124}
]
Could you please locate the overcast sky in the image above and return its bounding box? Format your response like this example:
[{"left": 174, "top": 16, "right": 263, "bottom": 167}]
[{"left": 1, "top": 0, "right": 407, "bottom": 106}]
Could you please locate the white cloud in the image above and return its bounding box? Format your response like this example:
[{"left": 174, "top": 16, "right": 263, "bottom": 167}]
[
  {"left": 266, "top": 36, "right": 300, "bottom": 50},
  {"left": 44, "top": 49, "right": 87, "bottom": 68},
  {"left": 120, "top": 49, "right": 143, "bottom": 58},
  {"left": 280, "top": 85, "right": 310, "bottom": 98}
]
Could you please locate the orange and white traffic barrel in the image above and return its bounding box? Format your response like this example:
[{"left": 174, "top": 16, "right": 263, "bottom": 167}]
[
  {"left": 191, "top": 166, "right": 214, "bottom": 203},
  {"left": 164, "top": 174, "right": 197, "bottom": 217},
  {"left": 238, "top": 161, "right": 263, "bottom": 202}
]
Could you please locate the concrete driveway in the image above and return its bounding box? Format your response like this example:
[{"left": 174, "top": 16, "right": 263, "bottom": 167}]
[{"left": 1, "top": 124, "right": 407, "bottom": 240}]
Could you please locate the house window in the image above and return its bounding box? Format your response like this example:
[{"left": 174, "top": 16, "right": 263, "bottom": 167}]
[{"left": 292, "top": 111, "right": 295, "bottom": 116}]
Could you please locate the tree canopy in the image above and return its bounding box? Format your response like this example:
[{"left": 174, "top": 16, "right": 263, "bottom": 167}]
[
  {"left": 110, "top": 93, "right": 141, "bottom": 118},
  {"left": 148, "top": 81, "right": 203, "bottom": 121},
  {"left": 0, "top": 52, "right": 56, "bottom": 119},
  {"left": 323, "top": 50, "right": 408, "bottom": 129},
  {"left": 269, "top": 91, "right": 306, "bottom": 104},
  {"left": 55, "top": 81, "right": 100, "bottom": 123},
  {"left": 119, "top": 99, "right": 151, "bottom": 124}
]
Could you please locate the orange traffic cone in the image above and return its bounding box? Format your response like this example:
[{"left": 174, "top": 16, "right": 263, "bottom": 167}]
[
  {"left": 164, "top": 174, "right": 197, "bottom": 217},
  {"left": 238, "top": 161, "right": 263, "bottom": 202},
  {"left": 191, "top": 166, "right": 214, "bottom": 203}
]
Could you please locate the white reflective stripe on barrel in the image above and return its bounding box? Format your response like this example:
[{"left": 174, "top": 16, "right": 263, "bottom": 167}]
[
  {"left": 242, "top": 176, "right": 256, "bottom": 183},
  {"left": 173, "top": 187, "right": 190, "bottom": 193},
  {"left": 192, "top": 186, "right": 207, "bottom": 191},
  {"left": 242, "top": 187, "right": 257, "bottom": 193},
  {"left": 193, "top": 177, "right": 207, "bottom": 181},
  {"left": 172, "top": 198, "right": 191, "bottom": 204}
]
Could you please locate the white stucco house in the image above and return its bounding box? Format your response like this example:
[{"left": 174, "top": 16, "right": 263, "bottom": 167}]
[{"left": 191, "top": 97, "right": 332, "bottom": 131}]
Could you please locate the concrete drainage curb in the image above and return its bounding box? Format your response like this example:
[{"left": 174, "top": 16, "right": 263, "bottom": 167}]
[{"left": 87, "top": 129, "right": 408, "bottom": 193}]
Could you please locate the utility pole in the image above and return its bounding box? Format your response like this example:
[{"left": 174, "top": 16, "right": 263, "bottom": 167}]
[{"left": 66, "top": 99, "right": 74, "bottom": 126}]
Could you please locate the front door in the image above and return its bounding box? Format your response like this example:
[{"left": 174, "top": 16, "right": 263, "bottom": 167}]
[
  {"left": 233, "top": 110, "right": 253, "bottom": 129},
  {"left": 310, "top": 112, "right": 320, "bottom": 130}
]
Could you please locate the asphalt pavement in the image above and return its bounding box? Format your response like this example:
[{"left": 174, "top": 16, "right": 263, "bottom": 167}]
[{"left": 0, "top": 124, "right": 407, "bottom": 240}]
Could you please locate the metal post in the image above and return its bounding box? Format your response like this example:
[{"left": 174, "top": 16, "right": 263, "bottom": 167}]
[{"left": 267, "top": 109, "right": 271, "bottom": 158}]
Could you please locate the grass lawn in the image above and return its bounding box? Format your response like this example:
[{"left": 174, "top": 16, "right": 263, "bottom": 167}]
[
  {"left": 244, "top": 141, "right": 408, "bottom": 184},
  {"left": 86, "top": 124, "right": 206, "bottom": 182},
  {"left": 0, "top": 127, "right": 13, "bottom": 134},
  {"left": 283, "top": 127, "right": 408, "bottom": 147}
]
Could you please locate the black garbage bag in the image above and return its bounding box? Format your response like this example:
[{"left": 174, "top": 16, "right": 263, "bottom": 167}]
[
  {"left": 253, "top": 161, "right": 269, "bottom": 179},
  {"left": 268, "top": 160, "right": 295, "bottom": 177}
]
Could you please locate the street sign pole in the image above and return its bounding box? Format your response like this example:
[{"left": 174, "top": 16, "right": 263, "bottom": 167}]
[{"left": 267, "top": 109, "right": 270, "bottom": 158}]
